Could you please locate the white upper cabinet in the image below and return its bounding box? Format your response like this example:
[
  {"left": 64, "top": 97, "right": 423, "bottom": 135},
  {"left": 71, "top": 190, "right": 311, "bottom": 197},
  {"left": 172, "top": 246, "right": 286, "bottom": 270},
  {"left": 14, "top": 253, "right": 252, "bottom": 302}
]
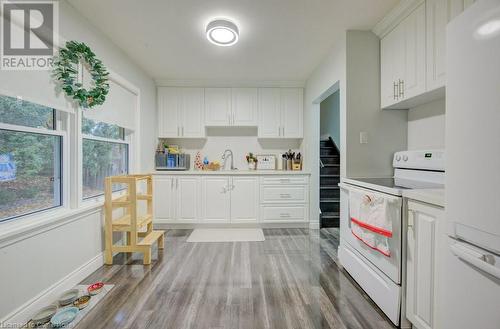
[
  {"left": 426, "top": 0, "right": 475, "bottom": 91},
  {"left": 380, "top": 3, "right": 425, "bottom": 109},
  {"left": 205, "top": 88, "right": 232, "bottom": 126},
  {"left": 231, "top": 88, "right": 258, "bottom": 126},
  {"left": 205, "top": 87, "right": 258, "bottom": 126},
  {"left": 157, "top": 87, "right": 205, "bottom": 138},
  {"left": 158, "top": 87, "right": 303, "bottom": 137},
  {"left": 258, "top": 88, "right": 281, "bottom": 137},
  {"left": 258, "top": 88, "right": 303, "bottom": 138},
  {"left": 377, "top": 0, "right": 475, "bottom": 109},
  {"left": 281, "top": 88, "right": 303, "bottom": 138},
  {"left": 158, "top": 87, "right": 181, "bottom": 138},
  {"left": 402, "top": 4, "right": 426, "bottom": 100}
]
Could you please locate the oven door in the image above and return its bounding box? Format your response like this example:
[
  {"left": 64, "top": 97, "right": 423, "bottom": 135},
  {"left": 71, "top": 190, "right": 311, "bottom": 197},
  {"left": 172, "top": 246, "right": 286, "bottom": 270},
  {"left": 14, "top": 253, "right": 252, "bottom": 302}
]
[{"left": 339, "top": 183, "right": 402, "bottom": 284}]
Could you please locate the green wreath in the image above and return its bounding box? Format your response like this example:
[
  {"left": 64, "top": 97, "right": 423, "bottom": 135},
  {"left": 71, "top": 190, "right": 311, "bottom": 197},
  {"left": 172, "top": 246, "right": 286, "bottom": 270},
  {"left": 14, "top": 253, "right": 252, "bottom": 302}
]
[{"left": 53, "top": 41, "right": 110, "bottom": 109}]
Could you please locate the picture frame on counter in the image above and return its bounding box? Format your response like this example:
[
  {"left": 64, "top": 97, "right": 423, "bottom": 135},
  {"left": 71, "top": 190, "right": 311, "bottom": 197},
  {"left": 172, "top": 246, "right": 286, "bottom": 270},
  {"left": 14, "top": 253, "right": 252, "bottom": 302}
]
[{"left": 256, "top": 155, "right": 276, "bottom": 170}]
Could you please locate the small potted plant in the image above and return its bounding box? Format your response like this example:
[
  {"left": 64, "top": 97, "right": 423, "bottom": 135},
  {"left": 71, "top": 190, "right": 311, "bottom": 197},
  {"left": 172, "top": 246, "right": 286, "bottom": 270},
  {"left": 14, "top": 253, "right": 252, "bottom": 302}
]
[{"left": 246, "top": 153, "right": 258, "bottom": 170}]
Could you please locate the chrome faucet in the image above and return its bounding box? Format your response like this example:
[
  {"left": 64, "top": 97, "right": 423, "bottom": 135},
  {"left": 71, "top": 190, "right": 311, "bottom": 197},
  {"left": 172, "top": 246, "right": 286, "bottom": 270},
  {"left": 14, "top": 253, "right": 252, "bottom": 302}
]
[{"left": 222, "top": 149, "right": 235, "bottom": 170}]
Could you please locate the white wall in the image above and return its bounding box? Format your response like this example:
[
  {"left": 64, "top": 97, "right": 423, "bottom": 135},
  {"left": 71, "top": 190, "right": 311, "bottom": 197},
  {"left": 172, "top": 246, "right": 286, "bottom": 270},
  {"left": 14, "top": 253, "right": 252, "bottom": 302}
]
[
  {"left": 304, "top": 33, "right": 347, "bottom": 227},
  {"left": 407, "top": 98, "right": 446, "bottom": 150},
  {"left": 304, "top": 31, "right": 407, "bottom": 227},
  {"left": 0, "top": 1, "right": 156, "bottom": 322},
  {"left": 163, "top": 128, "right": 301, "bottom": 170},
  {"left": 345, "top": 31, "right": 407, "bottom": 178}
]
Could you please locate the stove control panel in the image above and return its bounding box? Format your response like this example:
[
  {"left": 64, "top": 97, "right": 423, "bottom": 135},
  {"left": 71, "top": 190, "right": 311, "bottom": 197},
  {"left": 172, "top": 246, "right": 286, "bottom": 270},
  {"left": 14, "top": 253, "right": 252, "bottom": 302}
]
[{"left": 393, "top": 150, "right": 445, "bottom": 171}]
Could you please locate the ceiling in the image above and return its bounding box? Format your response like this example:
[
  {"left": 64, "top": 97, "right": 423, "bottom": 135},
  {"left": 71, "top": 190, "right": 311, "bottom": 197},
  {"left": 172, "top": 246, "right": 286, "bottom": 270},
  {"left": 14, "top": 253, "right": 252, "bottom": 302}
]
[{"left": 68, "top": 0, "right": 398, "bottom": 83}]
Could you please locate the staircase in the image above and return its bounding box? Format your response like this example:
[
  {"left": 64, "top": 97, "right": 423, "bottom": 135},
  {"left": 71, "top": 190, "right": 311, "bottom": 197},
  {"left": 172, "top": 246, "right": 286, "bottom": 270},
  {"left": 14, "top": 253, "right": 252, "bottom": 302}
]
[{"left": 320, "top": 138, "right": 340, "bottom": 228}]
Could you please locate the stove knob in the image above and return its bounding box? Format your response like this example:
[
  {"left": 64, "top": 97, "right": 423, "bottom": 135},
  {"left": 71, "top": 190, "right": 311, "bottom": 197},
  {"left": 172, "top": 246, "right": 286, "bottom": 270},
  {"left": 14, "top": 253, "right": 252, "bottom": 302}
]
[
  {"left": 396, "top": 155, "right": 401, "bottom": 161},
  {"left": 403, "top": 155, "right": 408, "bottom": 161}
]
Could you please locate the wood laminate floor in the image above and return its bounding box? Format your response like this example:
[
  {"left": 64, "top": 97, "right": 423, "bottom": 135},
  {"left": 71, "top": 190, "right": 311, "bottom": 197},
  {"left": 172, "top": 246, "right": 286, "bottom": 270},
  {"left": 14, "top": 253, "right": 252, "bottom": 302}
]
[{"left": 77, "top": 228, "right": 396, "bottom": 329}]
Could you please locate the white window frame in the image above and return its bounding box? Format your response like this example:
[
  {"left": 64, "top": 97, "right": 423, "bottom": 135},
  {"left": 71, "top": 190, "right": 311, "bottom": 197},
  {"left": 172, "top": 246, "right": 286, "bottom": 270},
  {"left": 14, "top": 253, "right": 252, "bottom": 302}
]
[
  {"left": 80, "top": 116, "right": 132, "bottom": 203},
  {"left": 0, "top": 110, "right": 67, "bottom": 222}
]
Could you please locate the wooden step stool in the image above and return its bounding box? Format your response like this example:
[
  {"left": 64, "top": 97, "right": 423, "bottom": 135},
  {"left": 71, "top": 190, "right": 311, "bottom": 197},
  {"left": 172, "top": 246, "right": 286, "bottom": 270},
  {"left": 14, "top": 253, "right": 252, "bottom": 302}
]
[{"left": 104, "top": 174, "right": 164, "bottom": 265}]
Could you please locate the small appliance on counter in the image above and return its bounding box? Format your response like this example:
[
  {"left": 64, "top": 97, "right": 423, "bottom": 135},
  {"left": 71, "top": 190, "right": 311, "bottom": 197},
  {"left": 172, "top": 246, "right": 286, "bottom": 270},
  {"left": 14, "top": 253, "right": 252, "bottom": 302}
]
[{"left": 155, "top": 143, "right": 190, "bottom": 171}]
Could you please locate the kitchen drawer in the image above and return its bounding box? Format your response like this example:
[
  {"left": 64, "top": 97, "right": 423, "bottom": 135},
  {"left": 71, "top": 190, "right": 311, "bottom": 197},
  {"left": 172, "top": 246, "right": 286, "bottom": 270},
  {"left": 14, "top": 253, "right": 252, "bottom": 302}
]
[
  {"left": 260, "top": 185, "right": 308, "bottom": 203},
  {"left": 261, "top": 205, "right": 307, "bottom": 221},
  {"left": 260, "top": 176, "right": 308, "bottom": 185}
]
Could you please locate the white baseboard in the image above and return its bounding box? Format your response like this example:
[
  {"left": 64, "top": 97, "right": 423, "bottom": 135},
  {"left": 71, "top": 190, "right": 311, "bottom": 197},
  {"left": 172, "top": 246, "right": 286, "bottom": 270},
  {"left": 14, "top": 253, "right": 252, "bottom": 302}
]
[
  {"left": 309, "top": 221, "right": 320, "bottom": 230},
  {"left": 154, "top": 221, "right": 309, "bottom": 229},
  {"left": 1, "top": 253, "right": 104, "bottom": 326}
]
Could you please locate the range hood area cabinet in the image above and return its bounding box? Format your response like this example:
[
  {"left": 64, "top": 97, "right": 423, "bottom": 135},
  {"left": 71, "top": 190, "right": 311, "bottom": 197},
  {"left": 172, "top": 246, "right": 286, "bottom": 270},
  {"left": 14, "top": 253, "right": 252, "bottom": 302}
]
[
  {"left": 157, "top": 86, "right": 303, "bottom": 139},
  {"left": 205, "top": 88, "right": 258, "bottom": 126},
  {"left": 376, "top": 0, "right": 475, "bottom": 110},
  {"left": 258, "top": 88, "right": 303, "bottom": 138},
  {"left": 158, "top": 87, "right": 205, "bottom": 138}
]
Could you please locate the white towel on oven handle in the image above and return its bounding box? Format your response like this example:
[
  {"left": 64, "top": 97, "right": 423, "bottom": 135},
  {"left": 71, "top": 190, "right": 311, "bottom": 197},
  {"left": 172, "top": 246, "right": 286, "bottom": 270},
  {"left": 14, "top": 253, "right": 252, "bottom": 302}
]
[{"left": 348, "top": 188, "right": 400, "bottom": 257}]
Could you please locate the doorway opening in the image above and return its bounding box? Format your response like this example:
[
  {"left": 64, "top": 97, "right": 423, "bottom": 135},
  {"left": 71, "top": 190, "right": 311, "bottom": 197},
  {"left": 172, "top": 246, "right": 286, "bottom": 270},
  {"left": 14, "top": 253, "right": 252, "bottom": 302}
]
[{"left": 319, "top": 90, "right": 340, "bottom": 229}]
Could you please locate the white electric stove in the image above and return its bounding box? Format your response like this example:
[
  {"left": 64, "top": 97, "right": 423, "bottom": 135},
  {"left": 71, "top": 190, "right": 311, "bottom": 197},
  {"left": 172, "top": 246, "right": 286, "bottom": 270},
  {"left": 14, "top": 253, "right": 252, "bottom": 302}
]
[{"left": 338, "top": 150, "right": 444, "bottom": 327}]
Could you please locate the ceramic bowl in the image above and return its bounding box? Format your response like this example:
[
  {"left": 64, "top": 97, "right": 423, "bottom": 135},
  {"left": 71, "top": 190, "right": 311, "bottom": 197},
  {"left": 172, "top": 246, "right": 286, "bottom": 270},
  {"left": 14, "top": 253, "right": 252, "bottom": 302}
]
[
  {"left": 58, "top": 289, "right": 80, "bottom": 306},
  {"left": 87, "top": 282, "right": 104, "bottom": 295},
  {"left": 31, "top": 304, "right": 58, "bottom": 326},
  {"left": 73, "top": 295, "right": 91, "bottom": 310},
  {"left": 50, "top": 307, "right": 79, "bottom": 328}
]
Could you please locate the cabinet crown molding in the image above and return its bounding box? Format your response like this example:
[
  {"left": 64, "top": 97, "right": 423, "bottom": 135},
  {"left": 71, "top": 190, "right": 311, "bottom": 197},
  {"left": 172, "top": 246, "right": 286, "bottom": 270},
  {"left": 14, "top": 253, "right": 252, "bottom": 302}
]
[
  {"left": 372, "top": 0, "right": 425, "bottom": 38},
  {"left": 155, "top": 79, "right": 305, "bottom": 88}
]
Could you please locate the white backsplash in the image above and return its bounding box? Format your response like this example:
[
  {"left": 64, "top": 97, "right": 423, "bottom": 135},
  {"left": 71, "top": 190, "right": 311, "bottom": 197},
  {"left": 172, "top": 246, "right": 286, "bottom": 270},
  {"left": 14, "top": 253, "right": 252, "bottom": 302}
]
[{"left": 160, "top": 127, "right": 302, "bottom": 170}]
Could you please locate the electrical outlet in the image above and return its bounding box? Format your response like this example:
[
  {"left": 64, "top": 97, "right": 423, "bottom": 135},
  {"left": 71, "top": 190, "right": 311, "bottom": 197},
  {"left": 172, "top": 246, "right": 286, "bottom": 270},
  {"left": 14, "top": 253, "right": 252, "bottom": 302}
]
[{"left": 360, "top": 131, "right": 368, "bottom": 144}]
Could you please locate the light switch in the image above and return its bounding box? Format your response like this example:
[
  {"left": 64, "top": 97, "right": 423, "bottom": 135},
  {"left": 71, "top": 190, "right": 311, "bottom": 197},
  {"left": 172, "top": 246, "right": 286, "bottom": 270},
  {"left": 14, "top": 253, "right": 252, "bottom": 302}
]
[{"left": 360, "top": 131, "right": 368, "bottom": 144}]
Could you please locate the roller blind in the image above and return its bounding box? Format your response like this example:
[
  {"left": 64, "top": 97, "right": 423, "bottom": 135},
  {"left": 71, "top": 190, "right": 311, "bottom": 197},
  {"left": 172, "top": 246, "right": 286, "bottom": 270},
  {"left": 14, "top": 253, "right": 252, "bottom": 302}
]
[
  {"left": 0, "top": 70, "right": 74, "bottom": 113},
  {"left": 82, "top": 72, "right": 138, "bottom": 130}
]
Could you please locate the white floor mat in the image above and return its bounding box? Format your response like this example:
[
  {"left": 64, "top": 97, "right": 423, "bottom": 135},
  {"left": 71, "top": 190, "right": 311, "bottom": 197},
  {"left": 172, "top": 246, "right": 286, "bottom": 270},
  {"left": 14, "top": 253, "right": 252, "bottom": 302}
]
[{"left": 186, "top": 228, "right": 265, "bottom": 243}]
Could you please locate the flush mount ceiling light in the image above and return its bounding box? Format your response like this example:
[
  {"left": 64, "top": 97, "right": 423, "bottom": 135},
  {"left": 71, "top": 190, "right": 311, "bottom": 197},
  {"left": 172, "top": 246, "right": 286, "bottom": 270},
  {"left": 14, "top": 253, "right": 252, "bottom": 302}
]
[
  {"left": 206, "top": 19, "right": 239, "bottom": 46},
  {"left": 476, "top": 19, "right": 500, "bottom": 38}
]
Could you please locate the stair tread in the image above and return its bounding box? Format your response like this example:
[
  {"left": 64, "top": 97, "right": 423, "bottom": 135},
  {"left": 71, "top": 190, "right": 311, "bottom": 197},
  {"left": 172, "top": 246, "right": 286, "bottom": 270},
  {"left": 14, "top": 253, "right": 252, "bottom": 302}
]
[
  {"left": 320, "top": 186, "right": 340, "bottom": 189},
  {"left": 322, "top": 164, "right": 340, "bottom": 167},
  {"left": 320, "top": 198, "right": 340, "bottom": 203},
  {"left": 137, "top": 230, "right": 164, "bottom": 246},
  {"left": 322, "top": 212, "right": 340, "bottom": 218},
  {"left": 320, "top": 174, "right": 340, "bottom": 177},
  {"left": 320, "top": 155, "right": 339, "bottom": 158},
  {"left": 113, "top": 214, "right": 153, "bottom": 228}
]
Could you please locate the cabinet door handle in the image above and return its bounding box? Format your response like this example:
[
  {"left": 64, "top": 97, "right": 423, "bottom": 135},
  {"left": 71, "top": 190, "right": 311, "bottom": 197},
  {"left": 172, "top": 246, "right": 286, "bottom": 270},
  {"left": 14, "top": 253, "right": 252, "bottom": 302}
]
[
  {"left": 393, "top": 81, "right": 398, "bottom": 100},
  {"left": 399, "top": 79, "right": 404, "bottom": 98},
  {"left": 177, "top": 126, "right": 179, "bottom": 136},
  {"left": 280, "top": 213, "right": 291, "bottom": 218},
  {"left": 408, "top": 210, "right": 415, "bottom": 229},
  {"left": 182, "top": 126, "right": 184, "bottom": 136}
]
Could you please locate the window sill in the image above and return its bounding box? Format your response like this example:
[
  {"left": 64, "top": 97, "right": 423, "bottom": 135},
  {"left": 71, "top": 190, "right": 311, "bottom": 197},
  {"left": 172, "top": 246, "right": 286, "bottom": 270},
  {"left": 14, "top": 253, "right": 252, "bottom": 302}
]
[{"left": 0, "top": 202, "right": 104, "bottom": 248}]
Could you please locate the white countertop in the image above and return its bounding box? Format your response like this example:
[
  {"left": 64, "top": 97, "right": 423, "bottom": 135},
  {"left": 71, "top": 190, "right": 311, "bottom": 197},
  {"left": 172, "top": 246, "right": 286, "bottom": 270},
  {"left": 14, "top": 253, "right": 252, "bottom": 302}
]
[
  {"left": 152, "top": 170, "right": 310, "bottom": 176},
  {"left": 403, "top": 189, "right": 445, "bottom": 207}
]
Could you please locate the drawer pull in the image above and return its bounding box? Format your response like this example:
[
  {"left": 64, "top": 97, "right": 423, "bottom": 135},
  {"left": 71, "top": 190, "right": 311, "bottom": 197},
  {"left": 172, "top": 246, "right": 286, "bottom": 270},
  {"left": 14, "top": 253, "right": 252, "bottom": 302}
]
[
  {"left": 280, "top": 194, "right": 291, "bottom": 198},
  {"left": 279, "top": 179, "right": 290, "bottom": 182},
  {"left": 280, "top": 213, "right": 290, "bottom": 217}
]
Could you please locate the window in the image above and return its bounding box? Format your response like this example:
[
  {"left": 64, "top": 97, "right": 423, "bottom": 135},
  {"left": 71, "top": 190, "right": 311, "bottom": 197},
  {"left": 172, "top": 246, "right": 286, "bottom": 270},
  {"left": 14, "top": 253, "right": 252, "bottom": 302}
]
[
  {"left": 0, "top": 95, "right": 62, "bottom": 222},
  {"left": 82, "top": 117, "right": 129, "bottom": 199}
]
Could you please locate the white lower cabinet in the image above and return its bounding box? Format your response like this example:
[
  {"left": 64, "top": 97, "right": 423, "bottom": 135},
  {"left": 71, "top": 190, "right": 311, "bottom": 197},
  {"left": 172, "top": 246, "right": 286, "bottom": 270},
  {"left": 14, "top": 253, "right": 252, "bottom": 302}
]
[
  {"left": 406, "top": 200, "right": 443, "bottom": 329},
  {"left": 230, "top": 177, "right": 259, "bottom": 222},
  {"left": 259, "top": 176, "right": 309, "bottom": 222},
  {"left": 154, "top": 176, "right": 200, "bottom": 221},
  {"left": 201, "top": 176, "right": 259, "bottom": 223},
  {"left": 201, "top": 177, "right": 231, "bottom": 222},
  {"left": 154, "top": 176, "right": 176, "bottom": 220},
  {"left": 154, "top": 174, "right": 308, "bottom": 225}
]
